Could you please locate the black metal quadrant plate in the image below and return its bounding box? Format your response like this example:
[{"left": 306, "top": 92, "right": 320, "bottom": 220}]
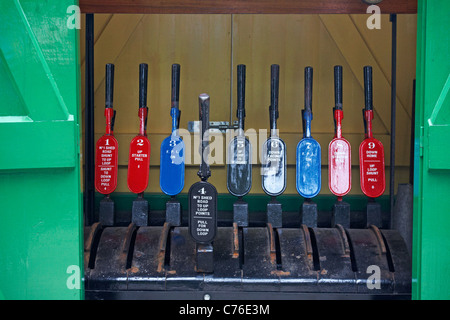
[{"left": 188, "top": 181, "right": 218, "bottom": 243}]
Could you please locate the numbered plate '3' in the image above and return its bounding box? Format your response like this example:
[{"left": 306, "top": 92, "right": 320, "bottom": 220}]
[
  {"left": 127, "top": 136, "right": 151, "bottom": 194},
  {"left": 95, "top": 135, "right": 118, "bottom": 194},
  {"left": 160, "top": 135, "right": 185, "bottom": 196}
]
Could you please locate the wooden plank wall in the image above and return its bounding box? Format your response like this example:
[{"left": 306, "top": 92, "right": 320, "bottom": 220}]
[{"left": 79, "top": 13, "right": 417, "bottom": 195}]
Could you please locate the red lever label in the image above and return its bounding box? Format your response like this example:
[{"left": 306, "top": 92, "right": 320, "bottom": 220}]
[
  {"left": 359, "top": 138, "right": 385, "bottom": 198},
  {"left": 95, "top": 135, "right": 118, "bottom": 194},
  {"left": 127, "top": 136, "right": 151, "bottom": 194},
  {"left": 328, "top": 138, "right": 352, "bottom": 196}
]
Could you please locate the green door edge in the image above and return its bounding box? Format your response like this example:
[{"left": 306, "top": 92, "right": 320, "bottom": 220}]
[
  {"left": 1, "top": 0, "right": 450, "bottom": 300},
  {"left": 413, "top": 0, "right": 450, "bottom": 300},
  {"left": 0, "top": 0, "right": 83, "bottom": 299}
]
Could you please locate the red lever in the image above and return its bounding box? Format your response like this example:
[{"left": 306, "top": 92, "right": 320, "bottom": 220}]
[
  {"left": 334, "top": 108, "right": 344, "bottom": 139},
  {"left": 139, "top": 107, "right": 148, "bottom": 136},
  {"left": 364, "top": 109, "right": 374, "bottom": 139}
]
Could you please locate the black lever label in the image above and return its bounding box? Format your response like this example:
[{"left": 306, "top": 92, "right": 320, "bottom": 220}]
[{"left": 189, "top": 181, "right": 217, "bottom": 243}]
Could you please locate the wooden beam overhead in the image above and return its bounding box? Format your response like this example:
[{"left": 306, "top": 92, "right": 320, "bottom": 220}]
[{"left": 79, "top": 0, "right": 417, "bottom": 14}]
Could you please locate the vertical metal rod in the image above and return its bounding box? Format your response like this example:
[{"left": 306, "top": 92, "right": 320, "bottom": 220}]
[
  {"left": 229, "top": 14, "right": 234, "bottom": 127},
  {"left": 389, "top": 14, "right": 397, "bottom": 227},
  {"left": 85, "top": 13, "right": 95, "bottom": 226},
  {"left": 410, "top": 79, "right": 416, "bottom": 185}
]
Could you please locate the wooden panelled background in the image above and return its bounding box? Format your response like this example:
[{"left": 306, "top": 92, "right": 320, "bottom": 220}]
[{"left": 79, "top": 14, "right": 417, "bottom": 195}]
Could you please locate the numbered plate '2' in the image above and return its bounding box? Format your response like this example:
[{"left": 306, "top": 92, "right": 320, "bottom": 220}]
[
  {"left": 95, "top": 135, "right": 118, "bottom": 194},
  {"left": 189, "top": 181, "right": 217, "bottom": 243},
  {"left": 127, "top": 136, "right": 151, "bottom": 194},
  {"left": 359, "top": 137, "right": 385, "bottom": 198}
]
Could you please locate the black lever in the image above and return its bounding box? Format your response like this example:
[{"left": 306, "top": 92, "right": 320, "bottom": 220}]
[
  {"left": 270, "top": 64, "right": 280, "bottom": 132},
  {"left": 198, "top": 93, "right": 211, "bottom": 181},
  {"left": 237, "top": 64, "right": 246, "bottom": 131}
]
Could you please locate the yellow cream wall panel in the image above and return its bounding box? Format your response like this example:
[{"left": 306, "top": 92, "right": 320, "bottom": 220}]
[
  {"left": 81, "top": 14, "right": 232, "bottom": 193},
  {"left": 80, "top": 14, "right": 416, "bottom": 195}
]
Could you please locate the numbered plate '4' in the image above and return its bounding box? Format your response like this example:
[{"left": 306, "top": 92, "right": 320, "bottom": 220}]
[
  {"left": 359, "top": 137, "right": 385, "bottom": 198},
  {"left": 95, "top": 135, "right": 118, "bottom": 194},
  {"left": 188, "top": 181, "right": 217, "bottom": 243},
  {"left": 127, "top": 136, "right": 151, "bottom": 194}
]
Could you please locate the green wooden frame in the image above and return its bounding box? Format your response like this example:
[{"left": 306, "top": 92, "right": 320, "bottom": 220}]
[
  {"left": 0, "top": 0, "right": 83, "bottom": 299},
  {"left": 1, "top": 0, "right": 450, "bottom": 300},
  {"left": 413, "top": 0, "right": 450, "bottom": 300}
]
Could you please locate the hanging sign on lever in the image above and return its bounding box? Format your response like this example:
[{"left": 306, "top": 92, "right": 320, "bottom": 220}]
[
  {"left": 160, "top": 63, "right": 185, "bottom": 196},
  {"left": 359, "top": 66, "right": 386, "bottom": 198},
  {"left": 127, "top": 63, "right": 151, "bottom": 194},
  {"left": 261, "top": 64, "right": 287, "bottom": 197},
  {"left": 189, "top": 94, "right": 218, "bottom": 244},
  {"left": 296, "top": 66, "right": 321, "bottom": 198},
  {"left": 328, "top": 65, "right": 352, "bottom": 197},
  {"left": 95, "top": 63, "right": 118, "bottom": 195},
  {"left": 227, "top": 64, "right": 252, "bottom": 197}
]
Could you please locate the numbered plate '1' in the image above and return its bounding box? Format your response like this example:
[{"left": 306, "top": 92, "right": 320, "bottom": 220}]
[
  {"left": 160, "top": 135, "right": 185, "bottom": 196},
  {"left": 95, "top": 135, "right": 118, "bottom": 194},
  {"left": 127, "top": 136, "right": 151, "bottom": 194},
  {"left": 189, "top": 181, "right": 217, "bottom": 243},
  {"left": 296, "top": 137, "right": 321, "bottom": 198},
  {"left": 227, "top": 136, "right": 252, "bottom": 197},
  {"left": 328, "top": 137, "right": 351, "bottom": 196},
  {"left": 261, "top": 137, "right": 287, "bottom": 196},
  {"left": 359, "top": 137, "right": 385, "bottom": 198}
]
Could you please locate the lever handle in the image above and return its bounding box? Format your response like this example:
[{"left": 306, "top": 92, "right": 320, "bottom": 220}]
[
  {"left": 139, "top": 63, "right": 148, "bottom": 109},
  {"left": 198, "top": 93, "right": 211, "bottom": 181},
  {"left": 105, "top": 63, "right": 114, "bottom": 109},
  {"left": 199, "top": 94, "right": 210, "bottom": 131},
  {"left": 304, "top": 66, "right": 313, "bottom": 111},
  {"left": 302, "top": 66, "right": 313, "bottom": 138},
  {"left": 237, "top": 64, "right": 246, "bottom": 129},
  {"left": 270, "top": 64, "right": 280, "bottom": 130},
  {"left": 334, "top": 65, "right": 343, "bottom": 110},
  {"left": 170, "top": 64, "right": 181, "bottom": 131},
  {"left": 171, "top": 63, "right": 180, "bottom": 108},
  {"left": 138, "top": 63, "right": 149, "bottom": 135},
  {"left": 364, "top": 66, "right": 373, "bottom": 111}
]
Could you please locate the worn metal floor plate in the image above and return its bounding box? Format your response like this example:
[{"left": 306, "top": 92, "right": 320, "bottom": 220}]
[{"left": 84, "top": 224, "right": 411, "bottom": 297}]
